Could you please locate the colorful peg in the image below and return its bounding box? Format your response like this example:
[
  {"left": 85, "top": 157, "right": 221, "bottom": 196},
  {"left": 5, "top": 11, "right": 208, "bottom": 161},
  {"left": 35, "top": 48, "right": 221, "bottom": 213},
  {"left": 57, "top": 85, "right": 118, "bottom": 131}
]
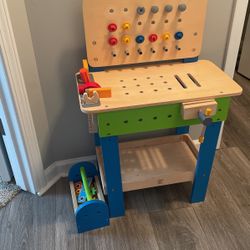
[
  {"left": 163, "top": 33, "right": 171, "bottom": 41},
  {"left": 108, "top": 37, "right": 118, "bottom": 46},
  {"left": 122, "top": 35, "right": 131, "bottom": 44},
  {"left": 122, "top": 23, "right": 131, "bottom": 30},
  {"left": 107, "top": 23, "right": 117, "bottom": 32},
  {"left": 149, "top": 34, "right": 158, "bottom": 42}
]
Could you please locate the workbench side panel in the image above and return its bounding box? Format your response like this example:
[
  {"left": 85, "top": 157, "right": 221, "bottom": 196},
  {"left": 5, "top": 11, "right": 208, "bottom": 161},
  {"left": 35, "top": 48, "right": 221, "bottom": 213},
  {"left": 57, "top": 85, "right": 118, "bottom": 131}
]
[{"left": 97, "top": 98, "right": 230, "bottom": 137}]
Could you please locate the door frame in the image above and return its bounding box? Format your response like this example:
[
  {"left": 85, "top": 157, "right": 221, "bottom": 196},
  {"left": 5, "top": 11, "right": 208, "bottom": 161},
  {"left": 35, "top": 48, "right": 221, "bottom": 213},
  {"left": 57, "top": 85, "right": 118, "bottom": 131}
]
[
  {"left": 0, "top": 111, "right": 12, "bottom": 182},
  {"left": 0, "top": 0, "right": 46, "bottom": 193},
  {"left": 0, "top": 0, "right": 248, "bottom": 194},
  {"left": 224, "top": 0, "right": 249, "bottom": 77},
  {"left": 217, "top": 0, "right": 249, "bottom": 147}
]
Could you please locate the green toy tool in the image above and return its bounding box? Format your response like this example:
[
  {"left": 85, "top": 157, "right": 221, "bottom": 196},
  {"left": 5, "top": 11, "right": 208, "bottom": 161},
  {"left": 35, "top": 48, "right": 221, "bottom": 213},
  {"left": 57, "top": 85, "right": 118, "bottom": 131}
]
[{"left": 80, "top": 167, "right": 93, "bottom": 201}]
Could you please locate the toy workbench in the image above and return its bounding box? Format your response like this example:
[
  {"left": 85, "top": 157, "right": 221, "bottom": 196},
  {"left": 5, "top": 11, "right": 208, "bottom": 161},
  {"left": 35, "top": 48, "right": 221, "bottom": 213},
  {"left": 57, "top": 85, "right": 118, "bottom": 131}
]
[{"left": 68, "top": 0, "right": 242, "bottom": 233}]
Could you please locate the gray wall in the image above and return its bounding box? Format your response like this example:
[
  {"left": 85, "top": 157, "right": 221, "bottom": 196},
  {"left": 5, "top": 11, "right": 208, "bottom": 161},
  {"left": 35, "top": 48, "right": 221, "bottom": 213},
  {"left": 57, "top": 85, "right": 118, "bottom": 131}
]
[
  {"left": 201, "top": 0, "right": 234, "bottom": 66},
  {"left": 19, "top": 0, "right": 235, "bottom": 168},
  {"left": 24, "top": 0, "right": 95, "bottom": 167}
]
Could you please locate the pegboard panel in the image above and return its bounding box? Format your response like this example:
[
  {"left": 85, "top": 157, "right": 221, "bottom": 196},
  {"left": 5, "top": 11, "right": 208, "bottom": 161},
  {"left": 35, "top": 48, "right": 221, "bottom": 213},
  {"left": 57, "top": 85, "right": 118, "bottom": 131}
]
[{"left": 83, "top": 0, "right": 208, "bottom": 68}]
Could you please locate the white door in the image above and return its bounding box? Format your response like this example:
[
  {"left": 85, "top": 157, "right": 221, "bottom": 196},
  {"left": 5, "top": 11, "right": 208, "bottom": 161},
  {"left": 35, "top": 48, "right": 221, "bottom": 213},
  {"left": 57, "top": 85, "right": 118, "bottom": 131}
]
[{"left": 238, "top": 14, "right": 250, "bottom": 78}]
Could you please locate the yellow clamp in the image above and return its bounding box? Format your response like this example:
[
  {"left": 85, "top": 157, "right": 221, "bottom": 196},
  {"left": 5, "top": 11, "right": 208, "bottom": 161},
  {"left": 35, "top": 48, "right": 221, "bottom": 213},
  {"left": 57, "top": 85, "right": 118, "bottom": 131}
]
[{"left": 205, "top": 108, "right": 213, "bottom": 116}]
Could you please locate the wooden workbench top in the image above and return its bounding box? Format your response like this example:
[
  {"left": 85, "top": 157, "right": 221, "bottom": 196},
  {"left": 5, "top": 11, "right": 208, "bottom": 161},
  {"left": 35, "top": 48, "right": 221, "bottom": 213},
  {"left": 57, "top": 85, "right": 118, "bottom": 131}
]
[{"left": 80, "top": 60, "right": 242, "bottom": 114}]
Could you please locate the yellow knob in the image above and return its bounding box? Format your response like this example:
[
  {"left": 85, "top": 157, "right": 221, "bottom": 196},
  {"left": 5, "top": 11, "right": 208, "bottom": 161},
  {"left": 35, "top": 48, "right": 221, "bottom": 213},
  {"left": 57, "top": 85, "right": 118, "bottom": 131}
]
[
  {"left": 122, "top": 23, "right": 131, "bottom": 30},
  {"left": 122, "top": 35, "right": 131, "bottom": 44},
  {"left": 199, "top": 136, "right": 205, "bottom": 144},
  {"left": 205, "top": 108, "right": 212, "bottom": 116},
  {"left": 162, "top": 33, "right": 171, "bottom": 41}
]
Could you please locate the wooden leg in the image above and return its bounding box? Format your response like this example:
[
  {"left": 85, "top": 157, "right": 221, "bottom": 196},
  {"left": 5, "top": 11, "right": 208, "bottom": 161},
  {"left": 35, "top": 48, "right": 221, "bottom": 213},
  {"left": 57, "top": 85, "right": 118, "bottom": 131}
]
[
  {"left": 191, "top": 122, "right": 222, "bottom": 203},
  {"left": 176, "top": 126, "right": 190, "bottom": 135},
  {"left": 99, "top": 136, "right": 125, "bottom": 217}
]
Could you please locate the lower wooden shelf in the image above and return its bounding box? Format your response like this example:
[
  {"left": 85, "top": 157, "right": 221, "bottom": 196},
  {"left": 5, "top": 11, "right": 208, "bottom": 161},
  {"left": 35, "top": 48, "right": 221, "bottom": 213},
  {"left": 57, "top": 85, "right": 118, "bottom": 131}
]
[{"left": 96, "top": 134, "right": 198, "bottom": 193}]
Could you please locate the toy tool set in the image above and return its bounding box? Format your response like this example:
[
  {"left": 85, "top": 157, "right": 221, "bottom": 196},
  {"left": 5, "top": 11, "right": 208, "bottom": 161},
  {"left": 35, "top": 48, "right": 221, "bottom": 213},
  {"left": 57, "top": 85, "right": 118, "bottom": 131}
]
[{"left": 68, "top": 0, "right": 242, "bottom": 233}]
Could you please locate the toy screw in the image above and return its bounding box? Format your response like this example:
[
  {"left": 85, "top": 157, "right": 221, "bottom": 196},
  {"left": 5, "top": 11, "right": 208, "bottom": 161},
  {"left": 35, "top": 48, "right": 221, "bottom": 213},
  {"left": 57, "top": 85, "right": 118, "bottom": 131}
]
[{"left": 198, "top": 108, "right": 213, "bottom": 144}]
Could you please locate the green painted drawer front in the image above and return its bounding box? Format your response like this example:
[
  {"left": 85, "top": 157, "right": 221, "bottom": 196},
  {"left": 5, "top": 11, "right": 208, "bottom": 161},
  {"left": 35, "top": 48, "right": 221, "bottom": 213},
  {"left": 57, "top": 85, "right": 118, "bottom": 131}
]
[{"left": 97, "top": 98, "right": 230, "bottom": 137}]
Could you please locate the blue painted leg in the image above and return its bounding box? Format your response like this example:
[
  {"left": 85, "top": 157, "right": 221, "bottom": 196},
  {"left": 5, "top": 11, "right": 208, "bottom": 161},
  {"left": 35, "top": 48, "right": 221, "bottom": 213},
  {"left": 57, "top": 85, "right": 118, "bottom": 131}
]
[
  {"left": 190, "top": 122, "right": 222, "bottom": 203},
  {"left": 94, "top": 133, "right": 100, "bottom": 146},
  {"left": 176, "top": 126, "right": 190, "bottom": 135},
  {"left": 183, "top": 57, "right": 199, "bottom": 63},
  {"left": 99, "top": 136, "right": 125, "bottom": 217}
]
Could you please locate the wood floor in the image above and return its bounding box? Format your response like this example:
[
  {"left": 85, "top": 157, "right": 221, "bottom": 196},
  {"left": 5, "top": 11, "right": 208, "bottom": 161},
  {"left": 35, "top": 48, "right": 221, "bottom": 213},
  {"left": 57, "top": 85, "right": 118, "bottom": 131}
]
[{"left": 0, "top": 73, "right": 250, "bottom": 250}]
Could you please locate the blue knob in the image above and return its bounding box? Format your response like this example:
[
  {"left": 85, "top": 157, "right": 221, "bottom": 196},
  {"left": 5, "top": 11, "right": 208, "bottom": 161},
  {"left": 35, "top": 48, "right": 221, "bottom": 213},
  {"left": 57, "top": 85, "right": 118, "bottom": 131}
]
[
  {"left": 136, "top": 35, "right": 145, "bottom": 44},
  {"left": 175, "top": 32, "right": 184, "bottom": 40}
]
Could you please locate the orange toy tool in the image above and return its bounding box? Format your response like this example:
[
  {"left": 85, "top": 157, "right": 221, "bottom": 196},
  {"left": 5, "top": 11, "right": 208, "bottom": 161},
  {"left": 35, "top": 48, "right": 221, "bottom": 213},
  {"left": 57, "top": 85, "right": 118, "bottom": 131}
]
[
  {"left": 78, "top": 82, "right": 101, "bottom": 95},
  {"left": 86, "top": 88, "right": 112, "bottom": 98},
  {"left": 77, "top": 68, "right": 112, "bottom": 98},
  {"left": 77, "top": 68, "right": 101, "bottom": 94}
]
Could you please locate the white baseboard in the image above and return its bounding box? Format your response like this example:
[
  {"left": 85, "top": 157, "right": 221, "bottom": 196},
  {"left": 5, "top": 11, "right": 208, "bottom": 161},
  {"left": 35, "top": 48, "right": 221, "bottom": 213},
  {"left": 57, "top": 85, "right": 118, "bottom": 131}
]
[{"left": 37, "top": 155, "right": 96, "bottom": 196}]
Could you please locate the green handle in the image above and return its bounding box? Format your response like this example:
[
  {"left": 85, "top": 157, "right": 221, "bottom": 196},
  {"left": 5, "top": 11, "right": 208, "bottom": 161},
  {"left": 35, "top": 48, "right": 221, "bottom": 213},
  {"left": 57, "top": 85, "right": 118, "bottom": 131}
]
[{"left": 80, "top": 167, "right": 93, "bottom": 201}]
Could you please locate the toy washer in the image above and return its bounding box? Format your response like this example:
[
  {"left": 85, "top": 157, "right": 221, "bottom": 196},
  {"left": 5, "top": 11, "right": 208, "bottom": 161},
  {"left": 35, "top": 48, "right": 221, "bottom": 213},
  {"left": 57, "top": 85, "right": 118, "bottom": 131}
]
[{"left": 68, "top": 0, "right": 242, "bottom": 233}]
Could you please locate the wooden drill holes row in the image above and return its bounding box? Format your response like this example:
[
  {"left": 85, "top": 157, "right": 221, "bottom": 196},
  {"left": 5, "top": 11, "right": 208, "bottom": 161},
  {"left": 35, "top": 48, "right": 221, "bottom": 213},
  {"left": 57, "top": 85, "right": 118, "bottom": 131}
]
[
  {"left": 124, "top": 87, "right": 172, "bottom": 95},
  {"left": 119, "top": 73, "right": 200, "bottom": 85},
  {"left": 137, "top": 19, "right": 184, "bottom": 25},
  {"left": 120, "top": 76, "right": 165, "bottom": 82},
  {"left": 105, "top": 115, "right": 173, "bottom": 126},
  {"left": 109, "top": 8, "right": 128, "bottom": 13},
  {"left": 108, "top": 47, "right": 197, "bottom": 58},
  {"left": 105, "top": 110, "right": 223, "bottom": 127},
  {"left": 122, "top": 81, "right": 168, "bottom": 87}
]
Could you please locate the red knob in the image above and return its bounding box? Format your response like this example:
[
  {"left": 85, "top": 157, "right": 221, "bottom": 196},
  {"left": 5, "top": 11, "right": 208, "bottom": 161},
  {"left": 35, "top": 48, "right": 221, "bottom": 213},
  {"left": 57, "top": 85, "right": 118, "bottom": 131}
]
[
  {"left": 149, "top": 34, "right": 158, "bottom": 42},
  {"left": 108, "top": 37, "right": 118, "bottom": 46},
  {"left": 78, "top": 82, "right": 101, "bottom": 95},
  {"left": 107, "top": 23, "right": 117, "bottom": 32}
]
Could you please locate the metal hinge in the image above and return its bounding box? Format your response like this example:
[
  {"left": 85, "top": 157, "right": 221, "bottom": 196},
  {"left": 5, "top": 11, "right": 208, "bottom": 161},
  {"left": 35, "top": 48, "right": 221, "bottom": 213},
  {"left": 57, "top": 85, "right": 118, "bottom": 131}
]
[{"left": 0, "top": 119, "right": 5, "bottom": 135}]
